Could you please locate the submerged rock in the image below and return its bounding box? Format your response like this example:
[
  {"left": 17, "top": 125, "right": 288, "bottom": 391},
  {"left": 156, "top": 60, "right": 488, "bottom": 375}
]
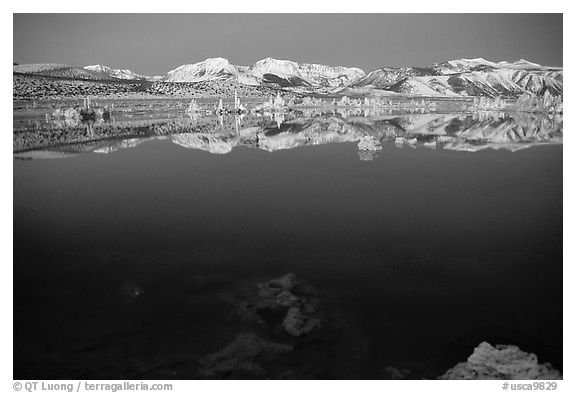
[
  {"left": 212, "top": 273, "right": 371, "bottom": 378},
  {"left": 121, "top": 282, "right": 144, "bottom": 299},
  {"left": 198, "top": 334, "right": 293, "bottom": 378},
  {"left": 257, "top": 273, "right": 317, "bottom": 297},
  {"left": 358, "top": 150, "right": 381, "bottom": 161},
  {"left": 282, "top": 306, "right": 322, "bottom": 337},
  {"left": 384, "top": 366, "right": 411, "bottom": 380},
  {"left": 439, "top": 342, "right": 562, "bottom": 380},
  {"left": 227, "top": 273, "right": 323, "bottom": 337}
]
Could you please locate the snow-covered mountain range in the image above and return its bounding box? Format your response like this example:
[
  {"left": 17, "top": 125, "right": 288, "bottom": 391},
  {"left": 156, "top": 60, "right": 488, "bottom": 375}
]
[
  {"left": 83, "top": 65, "right": 154, "bottom": 81},
  {"left": 13, "top": 57, "right": 562, "bottom": 97},
  {"left": 162, "top": 57, "right": 365, "bottom": 88},
  {"left": 350, "top": 58, "right": 562, "bottom": 97}
]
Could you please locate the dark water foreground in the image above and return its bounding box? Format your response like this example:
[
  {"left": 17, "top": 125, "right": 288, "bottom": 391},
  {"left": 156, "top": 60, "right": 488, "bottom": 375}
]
[{"left": 13, "top": 110, "right": 562, "bottom": 379}]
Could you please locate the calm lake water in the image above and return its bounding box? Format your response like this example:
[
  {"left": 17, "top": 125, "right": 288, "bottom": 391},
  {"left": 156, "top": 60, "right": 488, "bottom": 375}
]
[{"left": 13, "top": 109, "right": 563, "bottom": 379}]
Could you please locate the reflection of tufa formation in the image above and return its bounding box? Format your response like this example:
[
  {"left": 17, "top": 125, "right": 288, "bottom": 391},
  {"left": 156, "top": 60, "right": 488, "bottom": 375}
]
[
  {"left": 18, "top": 111, "right": 562, "bottom": 162},
  {"left": 511, "top": 92, "right": 563, "bottom": 114}
]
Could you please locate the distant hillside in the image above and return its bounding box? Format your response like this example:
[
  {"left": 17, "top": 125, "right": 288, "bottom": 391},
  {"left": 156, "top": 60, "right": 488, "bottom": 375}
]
[
  {"left": 84, "top": 65, "right": 152, "bottom": 81},
  {"left": 14, "top": 63, "right": 121, "bottom": 81},
  {"left": 12, "top": 73, "right": 299, "bottom": 101},
  {"left": 350, "top": 58, "right": 562, "bottom": 98}
]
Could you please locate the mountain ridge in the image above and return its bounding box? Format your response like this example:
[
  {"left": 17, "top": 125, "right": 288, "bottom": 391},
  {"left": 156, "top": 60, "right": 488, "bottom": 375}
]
[
  {"left": 162, "top": 57, "right": 365, "bottom": 88},
  {"left": 350, "top": 57, "right": 562, "bottom": 97},
  {"left": 84, "top": 64, "right": 159, "bottom": 81},
  {"left": 13, "top": 57, "right": 563, "bottom": 98}
]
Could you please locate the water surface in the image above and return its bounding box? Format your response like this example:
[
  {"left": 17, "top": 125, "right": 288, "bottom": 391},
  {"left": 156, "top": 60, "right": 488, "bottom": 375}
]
[{"left": 13, "top": 108, "right": 563, "bottom": 379}]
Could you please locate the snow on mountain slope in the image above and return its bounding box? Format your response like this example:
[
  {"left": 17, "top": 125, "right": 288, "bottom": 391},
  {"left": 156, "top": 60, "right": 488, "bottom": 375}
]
[
  {"left": 509, "top": 69, "right": 563, "bottom": 95},
  {"left": 247, "top": 58, "right": 311, "bottom": 87},
  {"left": 163, "top": 58, "right": 239, "bottom": 82},
  {"left": 495, "top": 59, "right": 559, "bottom": 70},
  {"left": 84, "top": 65, "right": 149, "bottom": 80},
  {"left": 433, "top": 58, "right": 501, "bottom": 74},
  {"left": 351, "top": 66, "right": 439, "bottom": 89},
  {"left": 299, "top": 63, "right": 365, "bottom": 87},
  {"left": 248, "top": 58, "right": 301, "bottom": 79},
  {"left": 446, "top": 68, "right": 563, "bottom": 97},
  {"left": 248, "top": 58, "right": 365, "bottom": 87},
  {"left": 352, "top": 58, "right": 562, "bottom": 97},
  {"left": 433, "top": 58, "right": 561, "bottom": 75},
  {"left": 388, "top": 76, "right": 461, "bottom": 97},
  {"left": 162, "top": 57, "right": 365, "bottom": 88}
]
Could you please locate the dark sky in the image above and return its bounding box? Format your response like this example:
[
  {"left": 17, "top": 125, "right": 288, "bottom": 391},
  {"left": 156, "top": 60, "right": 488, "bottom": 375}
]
[{"left": 13, "top": 14, "right": 563, "bottom": 76}]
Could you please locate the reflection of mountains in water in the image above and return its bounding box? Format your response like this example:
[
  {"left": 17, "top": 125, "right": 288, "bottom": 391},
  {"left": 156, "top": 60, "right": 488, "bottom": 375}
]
[{"left": 14, "top": 112, "right": 562, "bottom": 160}]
